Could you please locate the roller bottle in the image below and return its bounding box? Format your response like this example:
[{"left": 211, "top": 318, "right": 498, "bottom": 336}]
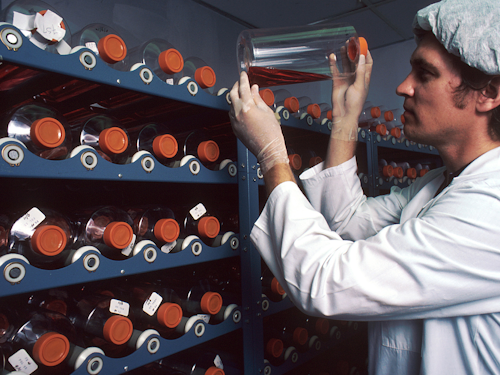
[
  {"left": 271, "top": 89, "right": 300, "bottom": 113},
  {"left": 358, "top": 102, "right": 381, "bottom": 128},
  {"left": 181, "top": 56, "right": 217, "bottom": 94},
  {"left": 180, "top": 202, "right": 221, "bottom": 248},
  {"left": 3, "top": 103, "right": 72, "bottom": 160},
  {"left": 131, "top": 122, "right": 179, "bottom": 164},
  {"left": 178, "top": 129, "right": 221, "bottom": 170},
  {"left": 415, "top": 163, "right": 430, "bottom": 177},
  {"left": 378, "top": 159, "right": 393, "bottom": 179},
  {"left": 294, "top": 97, "right": 321, "bottom": 121},
  {"left": 261, "top": 266, "right": 286, "bottom": 303}
]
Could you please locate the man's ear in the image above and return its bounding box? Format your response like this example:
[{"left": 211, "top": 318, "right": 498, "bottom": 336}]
[{"left": 477, "top": 77, "right": 500, "bottom": 113}]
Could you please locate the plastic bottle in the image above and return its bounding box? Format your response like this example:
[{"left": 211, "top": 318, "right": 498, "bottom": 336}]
[
  {"left": 287, "top": 148, "right": 303, "bottom": 173},
  {"left": 316, "top": 103, "right": 333, "bottom": 126},
  {"left": 180, "top": 202, "right": 221, "bottom": 246},
  {"left": 358, "top": 102, "right": 381, "bottom": 128},
  {"left": 302, "top": 150, "right": 323, "bottom": 170},
  {"left": 181, "top": 56, "right": 217, "bottom": 94},
  {"left": 378, "top": 159, "right": 393, "bottom": 179},
  {"left": 388, "top": 161, "right": 404, "bottom": 179},
  {"left": 397, "top": 162, "right": 417, "bottom": 179},
  {"left": 71, "top": 23, "right": 128, "bottom": 71},
  {"left": 2, "top": 0, "right": 72, "bottom": 55},
  {"left": 127, "top": 38, "right": 184, "bottom": 84},
  {"left": 7, "top": 207, "right": 74, "bottom": 270},
  {"left": 415, "top": 163, "right": 430, "bottom": 177},
  {"left": 265, "top": 315, "right": 309, "bottom": 349},
  {"left": 294, "top": 97, "right": 321, "bottom": 121},
  {"left": 237, "top": 23, "right": 367, "bottom": 87},
  {"left": 261, "top": 266, "right": 286, "bottom": 303},
  {"left": 73, "top": 114, "right": 131, "bottom": 164},
  {"left": 175, "top": 129, "right": 221, "bottom": 170},
  {"left": 2, "top": 103, "right": 72, "bottom": 160},
  {"left": 131, "top": 122, "right": 179, "bottom": 163},
  {"left": 72, "top": 206, "right": 135, "bottom": 260},
  {"left": 271, "top": 89, "right": 300, "bottom": 113}
]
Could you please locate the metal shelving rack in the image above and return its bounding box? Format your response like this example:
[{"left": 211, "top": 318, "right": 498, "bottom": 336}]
[{"left": 0, "top": 23, "right": 440, "bottom": 375}]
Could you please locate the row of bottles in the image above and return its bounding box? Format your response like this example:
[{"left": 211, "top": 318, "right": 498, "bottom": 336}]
[{"left": 0, "top": 201, "right": 238, "bottom": 270}]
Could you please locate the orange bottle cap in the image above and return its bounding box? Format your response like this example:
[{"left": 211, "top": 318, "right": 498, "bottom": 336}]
[
  {"left": 158, "top": 48, "right": 184, "bottom": 74},
  {"left": 157, "top": 302, "right": 183, "bottom": 328},
  {"left": 103, "top": 221, "right": 134, "bottom": 249},
  {"left": 407, "top": 167, "right": 417, "bottom": 179},
  {"left": 384, "top": 111, "right": 394, "bottom": 122},
  {"left": 315, "top": 318, "right": 330, "bottom": 335},
  {"left": 103, "top": 315, "right": 133, "bottom": 345},
  {"left": 30, "top": 118, "right": 65, "bottom": 149},
  {"left": 375, "top": 123, "right": 387, "bottom": 136},
  {"left": 401, "top": 114, "right": 406, "bottom": 124},
  {"left": 390, "top": 127, "right": 402, "bottom": 139},
  {"left": 307, "top": 104, "right": 321, "bottom": 119},
  {"left": 288, "top": 154, "right": 302, "bottom": 171},
  {"left": 394, "top": 167, "right": 404, "bottom": 179},
  {"left": 197, "top": 216, "right": 220, "bottom": 239},
  {"left": 205, "top": 367, "right": 225, "bottom": 375},
  {"left": 309, "top": 156, "right": 323, "bottom": 168},
  {"left": 359, "top": 37, "right": 368, "bottom": 56},
  {"left": 154, "top": 218, "right": 180, "bottom": 243},
  {"left": 327, "top": 110, "right": 333, "bottom": 120},
  {"left": 266, "top": 338, "right": 283, "bottom": 358},
  {"left": 419, "top": 169, "right": 428, "bottom": 177},
  {"left": 293, "top": 327, "right": 308, "bottom": 346},
  {"left": 194, "top": 66, "right": 216, "bottom": 89},
  {"left": 382, "top": 165, "right": 393, "bottom": 177},
  {"left": 31, "top": 225, "right": 67, "bottom": 256},
  {"left": 271, "top": 277, "right": 286, "bottom": 296},
  {"left": 97, "top": 34, "right": 127, "bottom": 64},
  {"left": 197, "top": 140, "right": 220, "bottom": 163},
  {"left": 370, "top": 106, "right": 381, "bottom": 119},
  {"left": 32, "top": 332, "right": 70, "bottom": 367},
  {"left": 98, "top": 127, "right": 128, "bottom": 155},
  {"left": 284, "top": 97, "right": 300, "bottom": 113},
  {"left": 152, "top": 134, "right": 178, "bottom": 159},
  {"left": 259, "top": 89, "right": 275, "bottom": 106},
  {"left": 348, "top": 36, "right": 368, "bottom": 61},
  {"left": 45, "top": 300, "right": 68, "bottom": 316},
  {"left": 200, "top": 291, "right": 223, "bottom": 315}
]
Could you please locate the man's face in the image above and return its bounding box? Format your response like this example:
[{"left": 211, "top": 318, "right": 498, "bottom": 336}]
[{"left": 396, "top": 33, "right": 475, "bottom": 147}]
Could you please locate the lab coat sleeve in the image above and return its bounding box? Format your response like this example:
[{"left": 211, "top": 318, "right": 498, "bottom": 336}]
[{"left": 251, "top": 179, "right": 500, "bottom": 320}]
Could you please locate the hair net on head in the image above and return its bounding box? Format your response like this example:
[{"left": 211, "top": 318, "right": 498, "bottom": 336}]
[{"left": 412, "top": 0, "right": 500, "bottom": 75}]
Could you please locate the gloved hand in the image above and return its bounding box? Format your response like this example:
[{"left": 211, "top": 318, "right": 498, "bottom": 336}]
[
  {"left": 330, "top": 49, "right": 373, "bottom": 141},
  {"left": 229, "top": 71, "right": 289, "bottom": 174}
]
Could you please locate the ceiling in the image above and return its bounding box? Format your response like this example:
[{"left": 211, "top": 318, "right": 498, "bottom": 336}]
[{"left": 192, "top": 0, "right": 438, "bottom": 50}]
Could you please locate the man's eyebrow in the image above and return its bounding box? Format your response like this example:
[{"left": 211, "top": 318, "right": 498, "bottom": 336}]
[{"left": 410, "top": 57, "right": 440, "bottom": 75}]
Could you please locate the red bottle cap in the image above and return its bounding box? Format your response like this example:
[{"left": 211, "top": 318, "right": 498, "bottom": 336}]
[
  {"left": 393, "top": 167, "right": 404, "bottom": 179},
  {"left": 158, "top": 48, "right": 184, "bottom": 74},
  {"left": 284, "top": 97, "right": 300, "bottom": 113},
  {"left": 327, "top": 110, "right": 333, "bottom": 120},
  {"left": 154, "top": 218, "right": 180, "bottom": 243},
  {"left": 271, "top": 277, "right": 285, "bottom": 296},
  {"left": 390, "top": 127, "right": 402, "bottom": 138},
  {"left": 348, "top": 37, "right": 368, "bottom": 61},
  {"left": 103, "top": 221, "right": 134, "bottom": 249},
  {"left": 30, "top": 118, "right": 65, "bottom": 149},
  {"left": 293, "top": 327, "right": 308, "bottom": 346},
  {"left": 197, "top": 140, "right": 220, "bottom": 163},
  {"left": 384, "top": 110, "right": 394, "bottom": 122},
  {"left": 200, "top": 291, "right": 223, "bottom": 315},
  {"left": 419, "top": 169, "right": 428, "bottom": 177},
  {"left": 381, "top": 165, "right": 393, "bottom": 178},
  {"left": 266, "top": 338, "right": 283, "bottom": 358},
  {"left": 407, "top": 167, "right": 417, "bottom": 179},
  {"left": 288, "top": 154, "right": 302, "bottom": 171},
  {"left": 194, "top": 66, "right": 216, "bottom": 89},
  {"left": 157, "top": 302, "right": 183, "bottom": 328},
  {"left": 205, "top": 367, "right": 225, "bottom": 375},
  {"left": 45, "top": 300, "right": 68, "bottom": 316},
  {"left": 307, "top": 104, "right": 321, "bottom": 119},
  {"left": 152, "top": 134, "right": 178, "bottom": 159},
  {"left": 309, "top": 156, "right": 323, "bottom": 168},
  {"left": 31, "top": 225, "right": 67, "bottom": 256},
  {"left": 97, "top": 34, "right": 127, "bottom": 64},
  {"left": 401, "top": 114, "right": 406, "bottom": 124},
  {"left": 370, "top": 106, "right": 381, "bottom": 119},
  {"left": 103, "top": 315, "right": 133, "bottom": 345},
  {"left": 315, "top": 318, "right": 330, "bottom": 335},
  {"left": 374, "top": 123, "right": 387, "bottom": 136},
  {"left": 32, "top": 332, "right": 70, "bottom": 367},
  {"left": 259, "top": 89, "right": 275, "bottom": 106},
  {"left": 197, "top": 216, "right": 220, "bottom": 239},
  {"left": 99, "top": 127, "right": 128, "bottom": 155}
]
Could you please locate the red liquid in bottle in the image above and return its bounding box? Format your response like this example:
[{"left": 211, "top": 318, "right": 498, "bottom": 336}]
[{"left": 247, "top": 66, "right": 331, "bottom": 87}]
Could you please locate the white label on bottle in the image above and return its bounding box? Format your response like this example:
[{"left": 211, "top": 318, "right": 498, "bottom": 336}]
[
  {"left": 161, "top": 240, "right": 177, "bottom": 254},
  {"left": 121, "top": 234, "right": 137, "bottom": 257},
  {"left": 196, "top": 314, "right": 210, "bottom": 323},
  {"left": 189, "top": 203, "right": 206, "bottom": 221},
  {"left": 18, "top": 207, "right": 45, "bottom": 234},
  {"left": 143, "top": 292, "right": 163, "bottom": 316},
  {"left": 34, "top": 10, "right": 66, "bottom": 42},
  {"left": 8, "top": 349, "right": 38, "bottom": 374},
  {"left": 85, "top": 41, "right": 99, "bottom": 54},
  {"left": 166, "top": 78, "right": 174, "bottom": 85},
  {"left": 214, "top": 354, "right": 224, "bottom": 369},
  {"left": 12, "top": 11, "right": 36, "bottom": 31},
  {"left": 109, "top": 299, "right": 130, "bottom": 316}
]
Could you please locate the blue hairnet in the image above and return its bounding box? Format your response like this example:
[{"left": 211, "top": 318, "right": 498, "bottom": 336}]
[{"left": 413, "top": 0, "right": 500, "bottom": 75}]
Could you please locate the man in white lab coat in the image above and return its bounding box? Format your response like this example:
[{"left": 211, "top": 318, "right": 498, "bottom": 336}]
[{"left": 229, "top": 0, "right": 500, "bottom": 374}]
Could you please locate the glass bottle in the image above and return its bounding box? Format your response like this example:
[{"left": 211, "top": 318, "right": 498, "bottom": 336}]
[
  {"left": 271, "top": 89, "right": 300, "bottom": 113},
  {"left": 294, "top": 97, "right": 321, "bottom": 121},
  {"left": 181, "top": 202, "right": 220, "bottom": 245},
  {"left": 181, "top": 56, "right": 217, "bottom": 94},
  {"left": 179, "top": 129, "right": 221, "bottom": 170},
  {"left": 131, "top": 122, "right": 179, "bottom": 164}
]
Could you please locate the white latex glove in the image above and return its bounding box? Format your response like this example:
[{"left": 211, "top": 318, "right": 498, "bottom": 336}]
[{"left": 229, "top": 71, "right": 289, "bottom": 174}]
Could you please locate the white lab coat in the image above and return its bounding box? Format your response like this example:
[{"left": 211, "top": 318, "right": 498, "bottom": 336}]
[{"left": 251, "top": 146, "right": 500, "bottom": 375}]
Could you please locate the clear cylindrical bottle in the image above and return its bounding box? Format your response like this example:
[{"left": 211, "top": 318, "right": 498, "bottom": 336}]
[
  {"left": 127, "top": 38, "right": 184, "bottom": 84},
  {"left": 261, "top": 266, "right": 286, "bottom": 303},
  {"left": 265, "top": 316, "right": 309, "bottom": 349},
  {"left": 397, "top": 162, "right": 417, "bottom": 179},
  {"left": 294, "top": 96, "right": 322, "bottom": 121},
  {"left": 74, "top": 114, "right": 131, "bottom": 164},
  {"left": 259, "top": 89, "right": 275, "bottom": 107},
  {"left": 132, "top": 122, "right": 179, "bottom": 163},
  {"left": 415, "top": 163, "right": 430, "bottom": 177},
  {"left": 71, "top": 23, "right": 128, "bottom": 71},
  {"left": 271, "top": 89, "right": 300, "bottom": 113},
  {"left": 316, "top": 103, "right": 333, "bottom": 126},
  {"left": 158, "top": 351, "right": 225, "bottom": 375},
  {"left": 388, "top": 161, "right": 404, "bottom": 179},
  {"left": 3, "top": 103, "right": 72, "bottom": 160},
  {"left": 181, "top": 202, "right": 221, "bottom": 245},
  {"left": 287, "top": 148, "right": 303, "bottom": 173},
  {"left": 378, "top": 159, "right": 393, "bottom": 179},
  {"left": 73, "top": 206, "right": 135, "bottom": 260},
  {"left": 237, "top": 23, "right": 367, "bottom": 87},
  {"left": 2, "top": 0, "right": 72, "bottom": 55},
  {"left": 358, "top": 102, "right": 381, "bottom": 127},
  {"left": 8, "top": 207, "right": 74, "bottom": 270},
  {"left": 181, "top": 56, "right": 217, "bottom": 93},
  {"left": 302, "top": 150, "right": 323, "bottom": 170},
  {"left": 180, "top": 129, "right": 221, "bottom": 170}
]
